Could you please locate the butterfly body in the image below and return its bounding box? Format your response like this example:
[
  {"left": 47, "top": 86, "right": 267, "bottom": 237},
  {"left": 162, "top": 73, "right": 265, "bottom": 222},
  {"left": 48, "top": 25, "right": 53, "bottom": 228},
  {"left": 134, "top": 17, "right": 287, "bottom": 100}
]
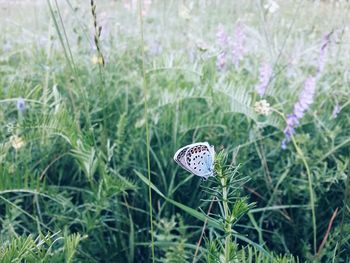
[{"left": 173, "top": 142, "right": 215, "bottom": 179}]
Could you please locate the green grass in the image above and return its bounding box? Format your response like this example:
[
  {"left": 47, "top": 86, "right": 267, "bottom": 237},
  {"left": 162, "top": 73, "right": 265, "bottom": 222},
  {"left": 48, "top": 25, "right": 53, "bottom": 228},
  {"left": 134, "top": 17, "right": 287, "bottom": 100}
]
[{"left": 0, "top": 0, "right": 350, "bottom": 262}]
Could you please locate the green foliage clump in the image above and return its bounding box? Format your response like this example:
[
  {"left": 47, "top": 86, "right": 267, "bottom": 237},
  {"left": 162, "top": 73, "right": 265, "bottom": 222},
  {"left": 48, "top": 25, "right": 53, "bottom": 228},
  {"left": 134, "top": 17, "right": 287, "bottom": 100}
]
[{"left": 0, "top": 232, "right": 85, "bottom": 263}]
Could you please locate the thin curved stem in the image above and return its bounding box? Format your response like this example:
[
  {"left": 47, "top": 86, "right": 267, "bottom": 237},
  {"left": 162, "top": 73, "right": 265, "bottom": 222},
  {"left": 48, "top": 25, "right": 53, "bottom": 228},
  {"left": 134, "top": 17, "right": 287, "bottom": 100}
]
[
  {"left": 222, "top": 176, "right": 231, "bottom": 263},
  {"left": 138, "top": 1, "right": 155, "bottom": 262},
  {"left": 192, "top": 197, "right": 215, "bottom": 263},
  {"left": 272, "top": 108, "right": 317, "bottom": 254}
]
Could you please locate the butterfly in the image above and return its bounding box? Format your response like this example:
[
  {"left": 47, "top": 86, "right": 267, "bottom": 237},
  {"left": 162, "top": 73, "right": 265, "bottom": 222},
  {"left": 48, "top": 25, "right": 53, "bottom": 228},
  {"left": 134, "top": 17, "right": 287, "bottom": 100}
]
[{"left": 173, "top": 142, "right": 215, "bottom": 180}]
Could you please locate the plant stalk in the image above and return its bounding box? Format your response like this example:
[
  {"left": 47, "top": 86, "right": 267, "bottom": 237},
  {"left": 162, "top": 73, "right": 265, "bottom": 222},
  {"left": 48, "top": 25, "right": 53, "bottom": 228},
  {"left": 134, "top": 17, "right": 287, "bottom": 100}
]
[
  {"left": 272, "top": 108, "right": 317, "bottom": 254},
  {"left": 220, "top": 169, "right": 231, "bottom": 262},
  {"left": 138, "top": 1, "right": 155, "bottom": 262}
]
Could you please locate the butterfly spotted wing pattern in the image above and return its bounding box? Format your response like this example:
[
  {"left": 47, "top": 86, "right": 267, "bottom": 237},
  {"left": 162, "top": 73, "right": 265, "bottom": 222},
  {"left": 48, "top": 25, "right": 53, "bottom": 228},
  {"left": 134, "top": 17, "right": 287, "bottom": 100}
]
[
  {"left": 173, "top": 145, "right": 191, "bottom": 172},
  {"left": 174, "top": 142, "right": 215, "bottom": 179},
  {"left": 185, "top": 143, "right": 214, "bottom": 178}
]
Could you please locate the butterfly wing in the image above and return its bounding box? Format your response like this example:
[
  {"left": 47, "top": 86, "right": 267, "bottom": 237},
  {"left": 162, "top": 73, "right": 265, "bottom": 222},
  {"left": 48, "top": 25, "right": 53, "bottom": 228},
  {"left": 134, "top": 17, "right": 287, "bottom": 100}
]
[
  {"left": 183, "top": 142, "right": 215, "bottom": 179},
  {"left": 173, "top": 145, "right": 192, "bottom": 173}
]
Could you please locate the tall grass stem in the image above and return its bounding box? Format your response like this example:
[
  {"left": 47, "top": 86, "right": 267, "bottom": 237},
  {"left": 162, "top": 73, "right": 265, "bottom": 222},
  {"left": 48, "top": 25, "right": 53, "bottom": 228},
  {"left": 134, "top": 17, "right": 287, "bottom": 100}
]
[{"left": 138, "top": 1, "right": 155, "bottom": 262}]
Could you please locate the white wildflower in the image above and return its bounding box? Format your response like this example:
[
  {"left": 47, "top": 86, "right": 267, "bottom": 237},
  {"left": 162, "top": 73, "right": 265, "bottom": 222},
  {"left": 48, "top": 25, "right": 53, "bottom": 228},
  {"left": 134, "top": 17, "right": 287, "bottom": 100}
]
[
  {"left": 264, "top": 0, "right": 279, "bottom": 13},
  {"left": 10, "top": 135, "right": 25, "bottom": 150},
  {"left": 179, "top": 2, "right": 191, "bottom": 20},
  {"left": 254, "top": 100, "right": 271, "bottom": 116}
]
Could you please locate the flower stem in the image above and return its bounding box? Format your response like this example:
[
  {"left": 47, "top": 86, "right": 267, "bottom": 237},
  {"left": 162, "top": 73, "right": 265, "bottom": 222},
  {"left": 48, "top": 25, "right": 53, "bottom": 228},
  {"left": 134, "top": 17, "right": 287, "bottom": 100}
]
[
  {"left": 290, "top": 136, "right": 317, "bottom": 254},
  {"left": 219, "top": 167, "right": 231, "bottom": 262},
  {"left": 138, "top": 1, "right": 155, "bottom": 262},
  {"left": 272, "top": 108, "right": 317, "bottom": 254}
]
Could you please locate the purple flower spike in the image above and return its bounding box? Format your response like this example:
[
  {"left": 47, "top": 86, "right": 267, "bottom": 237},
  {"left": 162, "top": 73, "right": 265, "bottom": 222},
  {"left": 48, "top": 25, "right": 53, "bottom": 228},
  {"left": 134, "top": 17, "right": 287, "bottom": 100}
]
[
  {"left": 281, "top": 32, "right": 332, "bottom": 149},
  {"left": 16, "top": 97, "right": 26, "bottom": 113},
  {"left": 282, "top": 76, "right": 317, "bottom": 149},
  {"left": 216, "top": 24, "right": 228, "bottom": 48},
  {"left": 281, "top": 114, "right": 298, "bottom": 149},
  {"left": 293, "top": 76, "right": 316, "bottom": 119},
  {"left": 256, "top": 62, "right": 272, "bottom": 97},
  {"left": 216, "top": 24, "right": 228, "bottom": 71},
  {"left": 286, "top": 113, "right": 299, "bottom": 127},
  {"left": 216, "top": 51, "right": 226, "bottom": 70},
  {"left": 232, "top": 22, "right": 245, "bottom": 67}
]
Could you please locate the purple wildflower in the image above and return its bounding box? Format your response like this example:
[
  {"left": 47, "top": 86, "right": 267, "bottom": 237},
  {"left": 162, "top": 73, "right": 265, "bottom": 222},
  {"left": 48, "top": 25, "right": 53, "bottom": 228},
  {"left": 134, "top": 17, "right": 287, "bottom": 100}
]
[
  {"left": 216, "top": 51, "right": 227, "bottom": 70},
  {"left": 232, "top": 22, "right": 245, "bottom": 67},
  {"left": 216, "top": 24, "right": 228, "bottom": 47},
  {"left": 256, "top": 62, "right": 272, "bottom": 97},
  {"left": 216, "top": 25, "right": 228, "bottom": 71},
  {"left": 282, "top": 76, "right": 316, "bottom": 149},
  {"left": 293, "top": 76, "right": 316, "bottom": 119},
  {"left": 281, "top": 32, "right": 332, "bottom": 149},
  {"left": 332, "top": 103, "right": 341, "bottom": 118},
  {"left": 281, "top": 114, "right": 298, "bottom": 149},
  {"left": 16, "top": 97, "right": 26, "bottom": 113}
]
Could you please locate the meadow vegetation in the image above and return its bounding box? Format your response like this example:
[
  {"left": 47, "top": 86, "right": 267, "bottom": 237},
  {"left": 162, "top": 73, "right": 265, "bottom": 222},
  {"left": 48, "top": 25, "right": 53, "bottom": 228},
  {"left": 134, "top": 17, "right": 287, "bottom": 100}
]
[{"left": 0, "top": 0, "right": 349, "bottom": 262}]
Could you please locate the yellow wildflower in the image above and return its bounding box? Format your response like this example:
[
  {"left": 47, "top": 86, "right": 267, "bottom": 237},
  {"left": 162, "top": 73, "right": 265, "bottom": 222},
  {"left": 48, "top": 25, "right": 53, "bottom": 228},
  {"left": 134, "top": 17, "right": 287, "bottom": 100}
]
[{"left": 91, "top": 55, "right": 104, "bottom": 65}]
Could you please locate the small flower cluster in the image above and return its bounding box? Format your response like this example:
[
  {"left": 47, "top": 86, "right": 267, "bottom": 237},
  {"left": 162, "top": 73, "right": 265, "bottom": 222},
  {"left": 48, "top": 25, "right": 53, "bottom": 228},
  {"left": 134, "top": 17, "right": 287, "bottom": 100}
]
[
  {"left": 254, "top": 99, "right": 271, "bottom": 116},
  {"left": 10, "top": 135, "right": 25, "bottom": 150},
  {"left": 5, "top": 98, "right": 27, "bottom": 151},
  {"left": 216, "top": 22, "right": 245, "bottom": 70},
  {"left": 282, "top": 34, "right": 331, "bottom": 149},
  {"left": 264, "top": 0, "right": 280, "bottom": 14}
]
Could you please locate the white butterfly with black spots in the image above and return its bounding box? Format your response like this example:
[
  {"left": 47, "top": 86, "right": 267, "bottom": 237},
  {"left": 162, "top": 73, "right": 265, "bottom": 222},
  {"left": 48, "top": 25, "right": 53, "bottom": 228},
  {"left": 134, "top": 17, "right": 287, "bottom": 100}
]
[{"left": 173, "top": 142, "right": 215, "bottom": 180}]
